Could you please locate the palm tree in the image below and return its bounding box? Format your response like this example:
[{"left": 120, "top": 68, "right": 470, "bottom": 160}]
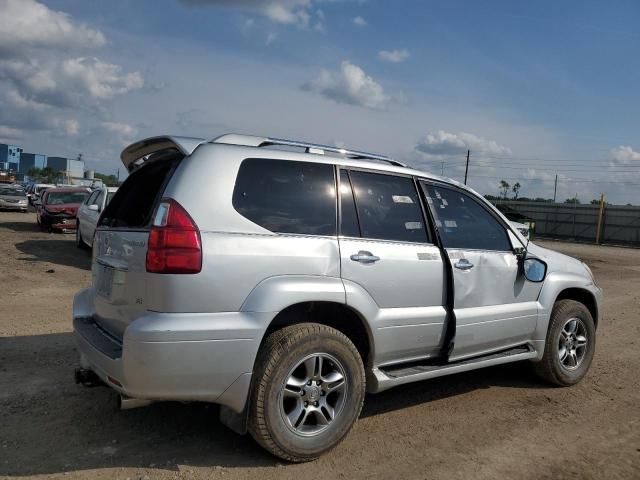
[
  {"left": 512, "top": 182, "right": 521, "bottom": 200},
  {"left": 499, "top": 180, "right": 510, "bottom": 199}
]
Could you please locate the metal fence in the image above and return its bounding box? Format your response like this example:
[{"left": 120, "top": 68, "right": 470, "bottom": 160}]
[{"left": 493, "top": 200, "right": 640, "bottom": 247}]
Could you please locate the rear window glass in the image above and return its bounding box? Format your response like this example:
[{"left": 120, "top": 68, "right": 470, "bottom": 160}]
[
  {"left": 45, "top": 192, "right": 88, "bottom": 205},
  {"left": 233, "top": 158, "right": 336, "bottom": 236}
]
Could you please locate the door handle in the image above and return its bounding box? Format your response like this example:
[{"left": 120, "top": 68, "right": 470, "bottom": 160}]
[
  {"left": 454, "top": 258, "right": 474, "bottom": 270},
  {"left": 350, "top": 251, "right": 380, "bottom": 264}
]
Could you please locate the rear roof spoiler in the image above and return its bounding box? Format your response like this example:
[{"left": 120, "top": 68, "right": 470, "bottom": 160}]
[{"left": 121, "top": 136, "right": 206, "bottom": 171}]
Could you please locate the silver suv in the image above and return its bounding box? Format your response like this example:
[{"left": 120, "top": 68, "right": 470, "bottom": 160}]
[{"left": 73, "top": 134, "right": 602, "bottom": 462}]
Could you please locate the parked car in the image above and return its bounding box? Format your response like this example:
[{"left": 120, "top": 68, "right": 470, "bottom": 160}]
[
  {"left": 496, "top": 204, "right": 536, "bottom": 239},
  {"left": 76, "top": 186, "right": 118, "bottom": 248},
  {"left": 0, "top": 186, "right": 29, "bottom": 212},
  {"left": 36, "top": 187, "right": 90, "bottom": 232},
  {"left": 29, "top": 183, "right": 56, "bottom": 205},
  {"left": 73, "top": 134, "right": 602, "bottom": 462}
]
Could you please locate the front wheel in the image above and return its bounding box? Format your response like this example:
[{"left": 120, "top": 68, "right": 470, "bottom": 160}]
[
  {"left": 533, "top": 299, "right": 596, "bottom": 386},
  {"left": 249, "top": 323, "right": 365, "bottom": 462},
  {"left": 75, "top": 222, "right": 89, "bottom": 249}
]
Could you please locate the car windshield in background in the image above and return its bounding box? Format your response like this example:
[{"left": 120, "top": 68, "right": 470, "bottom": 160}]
[
  {"left": 45, "top": 192, "right": 88, "bottom": 205},
  {"left": 0, "top": 188, "right": 26, "bottom": 196}
]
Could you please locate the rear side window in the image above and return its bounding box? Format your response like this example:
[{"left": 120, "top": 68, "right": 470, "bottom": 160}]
[
  {"left": 422, "top": 182, "right": 511, "bottom": 251},
  {"left": 349, "top": 171, "right": 428, "bottom": 243},
  {"left": 233, "top": 158, "right": 336, "bottom": 236}
]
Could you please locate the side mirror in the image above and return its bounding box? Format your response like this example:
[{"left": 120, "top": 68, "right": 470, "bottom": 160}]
[
  {"left": 523, "top": 257, "right": 547, "bottom": 283},
  {"left": 88, "top": 204, "right": 99, "bottom": 212}
]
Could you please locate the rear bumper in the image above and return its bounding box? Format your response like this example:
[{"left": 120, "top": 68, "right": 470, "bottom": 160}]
[{"left": 73, "top": 287, "right": 272, "bottom": 412}]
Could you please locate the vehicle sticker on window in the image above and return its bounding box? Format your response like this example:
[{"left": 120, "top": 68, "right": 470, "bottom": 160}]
[
  {"left": 442, "top": 199, "right": 448, "bottom": 206},
  {"left": 392, "top": 195, "right": 414, "bottom": 204},
  {"left": 444, "top": 220, "right": 457, "bottom": 228},
  {"left": 405, "top": 221, "right": 422, "bottom": 230},
  {"left": 417, "top": 252, "right": 439, "bottom": 261},
  {"left": 426, "top": 197, "right": 434, "bottom": 204}
]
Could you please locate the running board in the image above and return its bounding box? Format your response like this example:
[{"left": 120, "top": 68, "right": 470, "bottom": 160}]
[{"left": 370, "top": 345, "right": 537, "bottom": 393}]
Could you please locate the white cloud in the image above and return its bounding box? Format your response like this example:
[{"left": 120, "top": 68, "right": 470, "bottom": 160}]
[
  {"left": 610, "top": 145, "right": 640, "bottom": 165},
  {"left": 102, "top": 122, "right": 137, "bottom": 137},
  {"left": 302, "top": 61, "right": 392, "bottom": 110},
  {"left": 353, "top": 16, "right": 367, "bottom": 27},
  {"left": 0, "top": 0, "right": 105, "bottom": 56},
  {"left": 378, "top": 49, "right": 410, "bottom": 63},
  {"left": 0, "top": 125, "right": 22, "bottom": 140},
  {"left": 416, "top": 130, "right": 512, "bottom": 157},
  {"left": 61, "top": 57, "right": 144, "bottom": 100},
  {"left": 62, "top": 119, "right": 79, "bottom": 136},
  {"left": 180, "top": 0, "right": 316, "bottom": 27}
]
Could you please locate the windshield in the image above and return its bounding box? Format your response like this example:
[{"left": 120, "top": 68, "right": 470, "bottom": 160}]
[
  {"left": 0, "top": 188, "right": 26, "bottom": 196},
  {"left": 45, "top": 192, "right": 89, "bottom": 205}
]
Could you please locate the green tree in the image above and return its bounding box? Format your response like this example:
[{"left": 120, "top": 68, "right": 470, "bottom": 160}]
[
  {"left": 27, "top": 166, "right": 58, "bottom": 183},
  {"left": 94, "top": 172, "right": 120, "bottom": 187},
  {"left": 564, "top": 197, "right": 580, "bottom": 204},
  {"left": 499, "top": 180, "right": 510, "bottom": 199},
  {"left": 512, "top": 182, "right": 521, "bottom": 200}
]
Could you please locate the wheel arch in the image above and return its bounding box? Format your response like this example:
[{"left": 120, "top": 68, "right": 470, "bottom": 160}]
[
  {"left": 554, "top": 287, "right": 599, "bottom": 328},
  {"left": 262, "top": 301, "right": 374, "bottom": 368}
]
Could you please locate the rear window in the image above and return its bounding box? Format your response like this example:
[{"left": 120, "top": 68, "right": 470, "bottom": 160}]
[
  {"left": 100, "top": 155, "right": 179, "bottom": 228},
  {"left": 45, "top": 192, "right": 88, "bottom": 205},
  {"left": 233, "top": 158, "right": 336, "bottom": 236}
]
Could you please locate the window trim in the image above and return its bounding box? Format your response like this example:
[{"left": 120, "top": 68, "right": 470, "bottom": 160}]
[
  {"left": 339, "top": 168, "right": 433, "bottom": 245},
  {"left": 419, "top": 179, "right": 515, "bottom": 253}
]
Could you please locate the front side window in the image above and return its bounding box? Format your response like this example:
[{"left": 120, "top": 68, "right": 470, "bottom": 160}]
[
  {"left": 349, "top": 171, "right": 428, "bottom": 243},
  {"left": 422, "top": 182, "right": 511, "bottom": 251},
  {"left": 233, "top": 158, "right": 336, "bottom": 236}
]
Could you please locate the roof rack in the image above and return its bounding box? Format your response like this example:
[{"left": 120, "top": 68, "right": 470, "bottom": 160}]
[{"left": 212, "top": 134, "right": 407, "bottom": 168}]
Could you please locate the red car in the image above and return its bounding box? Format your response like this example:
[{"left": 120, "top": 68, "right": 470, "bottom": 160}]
[{"left": 36, "top": 187, "right": 90, "bottom": 233}]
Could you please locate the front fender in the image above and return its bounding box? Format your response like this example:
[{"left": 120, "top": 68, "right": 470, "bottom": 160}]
[{"left": 535, "top": 271, "right": 601, "bottom": 342}]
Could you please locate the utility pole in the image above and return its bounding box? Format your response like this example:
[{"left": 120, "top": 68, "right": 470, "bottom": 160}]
[
  {"left": 464, "top": 149, "right": 470, "bottom": 185},
  {"left": 440, "top": 161, "right": 444, "bottom": 176},
  {"left": 553, "top": 174, "right": 558, "bottom": 203}
]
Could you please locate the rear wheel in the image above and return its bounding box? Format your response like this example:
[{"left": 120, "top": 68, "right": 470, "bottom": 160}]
[
  {"left": 249, "top": 323, "right": 365, "bottom": 462},
  {"left": 533, "top": 299, "right": 596, "bottom": 386}
]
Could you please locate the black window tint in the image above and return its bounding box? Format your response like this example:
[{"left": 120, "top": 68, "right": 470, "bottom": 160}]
[
  {"left": 349, "top": 171, "right": 428, "bottom": 243},
  {"left": 423, "top": 183, "right": 511, "bottom": 251},
  {"left": 233, "top": 159, "right": 336, "bottom": 236},
  {"left": 339, "top": 170, "right": 360, "bottom": 237}
]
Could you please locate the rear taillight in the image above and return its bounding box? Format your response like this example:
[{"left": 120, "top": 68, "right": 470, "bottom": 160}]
[{"left": 146, "top": 199, "right": 202, "bottom": 274}]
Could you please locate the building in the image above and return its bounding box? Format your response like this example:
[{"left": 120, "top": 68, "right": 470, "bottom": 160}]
[
  {"left": 46, "top": 156, "right": 84, "bottom": 180},
  {"left": 0, "top": 144, "right": 22, "bottom": 172},
  {"left": 18, "top": 152, "right": 47, "bottom": 174}
]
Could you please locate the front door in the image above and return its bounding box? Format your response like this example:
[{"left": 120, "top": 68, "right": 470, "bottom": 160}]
[
  {"left": 421, "top": 181, "right": 543, "bottom": 361},
  {"left": 339, "top": 169, "right": 447, "bottom": 366}
]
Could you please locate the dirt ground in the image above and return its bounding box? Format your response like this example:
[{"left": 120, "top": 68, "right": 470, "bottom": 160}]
[{"left": 1, "top": 210, "right": 638, "bottom": 480}]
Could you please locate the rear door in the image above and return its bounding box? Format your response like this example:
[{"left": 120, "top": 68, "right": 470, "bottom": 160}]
[
  {"left": 420, "top": 181, "right": 542, "bottom": 360},
  {"left": 92, "top": 157, "right": 179, "bottom": 337},
  {"left": 338, "top": 169, "right": 446, "bottom": 366}
]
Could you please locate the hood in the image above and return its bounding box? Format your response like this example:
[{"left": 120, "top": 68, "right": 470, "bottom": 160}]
[
  {"left": 526, "top": 242, "right": 590, "bottom": 278},
  {"left": 0, "top": 194, "right": 27, "bottom": 201},
  {"left": 44, "top": 203, "right": 81, "bottom": 215}
]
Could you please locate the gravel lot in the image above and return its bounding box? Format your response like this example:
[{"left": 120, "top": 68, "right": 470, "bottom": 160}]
[{"left": 1, "top": 210, "right": 638, "bottom": 480}]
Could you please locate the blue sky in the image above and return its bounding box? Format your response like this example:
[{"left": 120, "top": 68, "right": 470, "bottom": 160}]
[{"left": 1, "top": 0, "right": 639, "bottom": 203}]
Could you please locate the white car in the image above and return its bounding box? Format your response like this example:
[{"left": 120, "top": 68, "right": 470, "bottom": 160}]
[
  {"left": 510, "top": 221, "right": 531, "bottom": 240},
  {"left": 75, "top": 186, "right": 118, "bottom": 249}
]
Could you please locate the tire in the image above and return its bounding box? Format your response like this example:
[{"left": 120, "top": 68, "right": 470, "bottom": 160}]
[
  {"left": 533, "top": 299, "right": 596, "bottom": 386},
  {"left": 75, "top": 222, "right": 89, "bottom": 249},
  {"left": 249, "top": 323, "right": 365, "bottom": 462}
]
